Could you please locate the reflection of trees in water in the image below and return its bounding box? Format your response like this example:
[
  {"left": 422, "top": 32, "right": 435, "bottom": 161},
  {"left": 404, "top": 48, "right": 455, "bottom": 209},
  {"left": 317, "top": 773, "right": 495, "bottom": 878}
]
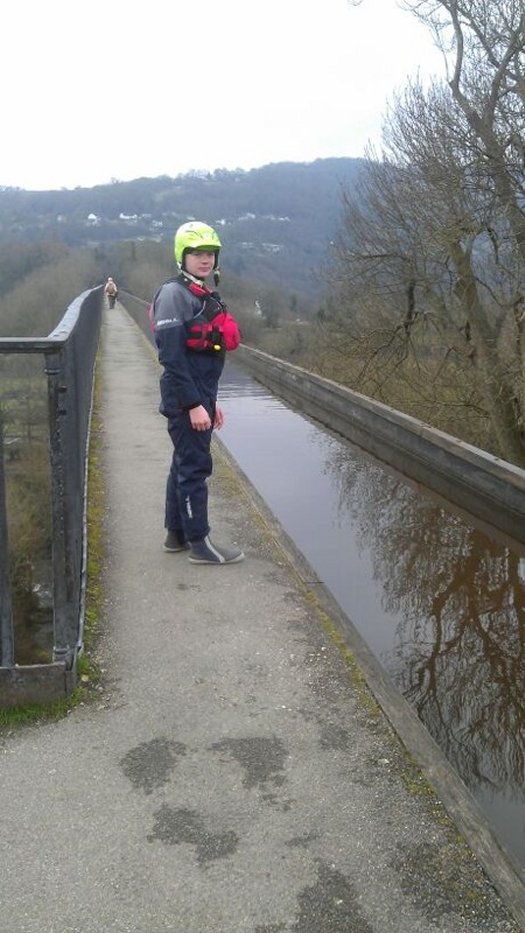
[{"left": 324, "top": 443, "right": 525, "bottom": 796}]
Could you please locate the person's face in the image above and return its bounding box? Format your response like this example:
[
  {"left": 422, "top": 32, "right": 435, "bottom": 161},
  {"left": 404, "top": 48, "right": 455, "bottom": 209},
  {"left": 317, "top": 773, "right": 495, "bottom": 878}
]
[{"left": 184, "top": 249, "right": 217, "bottom": 279}]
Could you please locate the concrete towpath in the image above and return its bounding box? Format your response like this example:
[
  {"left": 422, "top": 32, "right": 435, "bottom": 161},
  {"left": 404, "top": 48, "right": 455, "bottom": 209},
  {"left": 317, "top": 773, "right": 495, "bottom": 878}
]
[{"left": 0, "top": 305, "right": 523, "bottom": 932}]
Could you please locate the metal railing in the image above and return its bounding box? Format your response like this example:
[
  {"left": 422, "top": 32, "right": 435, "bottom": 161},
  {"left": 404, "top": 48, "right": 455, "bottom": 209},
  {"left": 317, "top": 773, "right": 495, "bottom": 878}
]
[{"left": 0, "top": 286, "right": 103, "bottom": 707}]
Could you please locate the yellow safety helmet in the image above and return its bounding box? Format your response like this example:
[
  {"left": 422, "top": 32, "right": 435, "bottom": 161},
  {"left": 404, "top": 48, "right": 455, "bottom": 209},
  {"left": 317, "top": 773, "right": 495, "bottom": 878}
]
[{"left": 174, "top": 221, "right": 221, "bottom": 271}]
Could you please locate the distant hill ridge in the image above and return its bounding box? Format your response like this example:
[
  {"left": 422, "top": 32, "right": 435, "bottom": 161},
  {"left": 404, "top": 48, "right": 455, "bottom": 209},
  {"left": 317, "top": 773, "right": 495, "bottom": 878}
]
[{"left": 0, "top": 158, "right": 366, "bottom": 297}]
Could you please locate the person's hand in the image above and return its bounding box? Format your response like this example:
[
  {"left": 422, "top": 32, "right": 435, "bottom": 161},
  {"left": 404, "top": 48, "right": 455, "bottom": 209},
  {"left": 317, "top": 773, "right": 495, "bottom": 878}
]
[
  {"left": 214, "top": 405, "right": 224, "bottom": 430},
  {"left": 189, "top": 405, "right": 212, "bottom": 431}
]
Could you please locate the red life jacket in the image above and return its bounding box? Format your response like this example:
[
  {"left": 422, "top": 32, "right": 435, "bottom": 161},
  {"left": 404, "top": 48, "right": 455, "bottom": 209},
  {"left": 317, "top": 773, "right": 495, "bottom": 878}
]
[
  {"left": 148, "top": 275, "right": 241, "bottom": 353},
  {"left": 184, "top": 279, "right": 241, "bottom": 353}
]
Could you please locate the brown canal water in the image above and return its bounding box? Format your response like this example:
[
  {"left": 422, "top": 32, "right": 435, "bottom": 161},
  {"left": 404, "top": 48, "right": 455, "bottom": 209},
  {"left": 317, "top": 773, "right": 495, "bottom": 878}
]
[{"left": 219, "top": 360, "right": 525, "bottom": 869}]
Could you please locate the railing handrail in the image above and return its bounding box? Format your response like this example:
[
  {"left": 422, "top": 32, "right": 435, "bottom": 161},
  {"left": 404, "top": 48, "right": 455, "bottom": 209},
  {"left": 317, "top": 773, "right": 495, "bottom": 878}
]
[{"left": 0, "top": 289, "right": 96, "bottom": 353}]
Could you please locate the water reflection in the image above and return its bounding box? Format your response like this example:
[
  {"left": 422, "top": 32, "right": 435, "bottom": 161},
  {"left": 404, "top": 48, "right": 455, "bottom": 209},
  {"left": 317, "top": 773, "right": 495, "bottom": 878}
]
[
  {"left": 325, "top": 445, "right": 525, "bottom": 798},
  {"left": 219, "top": 360, "right": 525, "bottom": 864}
]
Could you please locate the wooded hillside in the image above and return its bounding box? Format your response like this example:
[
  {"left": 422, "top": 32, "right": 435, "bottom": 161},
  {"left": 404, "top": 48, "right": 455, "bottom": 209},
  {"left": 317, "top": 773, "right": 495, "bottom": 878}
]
[{"left": 0, "top": 158, "right": 365, "bottom": 300}]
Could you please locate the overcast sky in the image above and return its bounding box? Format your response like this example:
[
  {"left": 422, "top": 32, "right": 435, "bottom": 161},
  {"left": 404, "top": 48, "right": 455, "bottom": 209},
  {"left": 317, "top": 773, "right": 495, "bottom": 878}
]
[{"left": 1, "top": 0, "right": 444, "bottom": 192}]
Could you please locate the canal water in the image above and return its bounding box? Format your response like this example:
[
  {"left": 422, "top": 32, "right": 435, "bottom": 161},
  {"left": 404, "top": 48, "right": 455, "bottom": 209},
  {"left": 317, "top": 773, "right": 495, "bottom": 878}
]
[{"left": 218, "top": 358, "right": 525, "bottom": 870}]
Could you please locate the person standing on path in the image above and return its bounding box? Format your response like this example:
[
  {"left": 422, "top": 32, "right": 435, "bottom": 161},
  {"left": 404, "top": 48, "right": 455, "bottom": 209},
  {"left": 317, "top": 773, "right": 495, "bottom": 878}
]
[
  {"left": 151, "top": 221, "right": 244, "bottom": 565},
  {"left": 104, "top": 277, "right": 118, "bottom": 309}
]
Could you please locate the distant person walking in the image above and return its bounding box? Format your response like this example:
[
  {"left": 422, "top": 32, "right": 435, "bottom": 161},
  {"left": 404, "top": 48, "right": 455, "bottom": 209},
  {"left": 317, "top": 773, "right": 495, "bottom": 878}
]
[
  {"left": 150, "top": 221, "right": 244, "bottom": 565},
  {"left": 104, "top": 277, "right": 118, "bottom": 309}
]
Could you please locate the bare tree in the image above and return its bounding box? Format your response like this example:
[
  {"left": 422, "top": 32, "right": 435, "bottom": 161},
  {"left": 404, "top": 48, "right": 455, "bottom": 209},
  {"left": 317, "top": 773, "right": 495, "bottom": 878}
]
[{"left": 335, "top": 1, "right": 525, "bottom": 464}]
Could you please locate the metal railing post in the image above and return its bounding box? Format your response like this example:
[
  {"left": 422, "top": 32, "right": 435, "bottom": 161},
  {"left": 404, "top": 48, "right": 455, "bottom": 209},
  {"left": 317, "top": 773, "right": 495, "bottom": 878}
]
[
  {"left": 45, "top": 349, "right": 75, "bottom": 667},
  {"left": 0, "top": 415, "right": 14, "bottom": 668}
]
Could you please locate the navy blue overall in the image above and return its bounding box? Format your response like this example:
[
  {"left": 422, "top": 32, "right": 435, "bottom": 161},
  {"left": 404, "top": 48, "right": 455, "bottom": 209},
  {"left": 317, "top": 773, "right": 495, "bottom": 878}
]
[{"left": 153, "top": 277, "right": 225, "bottom": 544}]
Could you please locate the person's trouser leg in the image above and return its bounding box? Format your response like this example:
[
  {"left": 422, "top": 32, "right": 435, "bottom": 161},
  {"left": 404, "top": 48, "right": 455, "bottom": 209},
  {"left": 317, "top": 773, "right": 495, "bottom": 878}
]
[
  {"left": 165, "top": 446, "right": 183, "bottom": 532},
  {"left": 166, "top": 412, "right": 212, "bottom": 543}
]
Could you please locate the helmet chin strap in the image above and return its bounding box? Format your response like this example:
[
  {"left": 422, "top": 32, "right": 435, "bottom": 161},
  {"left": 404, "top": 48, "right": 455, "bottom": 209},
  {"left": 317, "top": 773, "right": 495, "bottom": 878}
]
[
  {"left": 181, "top": 266, "right": 221, "bottom": 289},
  {"left": 181, "top": 269, "right": 206, "bottom": 286}
]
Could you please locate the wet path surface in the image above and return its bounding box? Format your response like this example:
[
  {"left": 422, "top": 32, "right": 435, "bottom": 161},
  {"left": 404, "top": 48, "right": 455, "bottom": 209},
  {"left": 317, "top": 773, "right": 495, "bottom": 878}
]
[{"left": 218, "top": 359, "right": 525, "bottom": 869}]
